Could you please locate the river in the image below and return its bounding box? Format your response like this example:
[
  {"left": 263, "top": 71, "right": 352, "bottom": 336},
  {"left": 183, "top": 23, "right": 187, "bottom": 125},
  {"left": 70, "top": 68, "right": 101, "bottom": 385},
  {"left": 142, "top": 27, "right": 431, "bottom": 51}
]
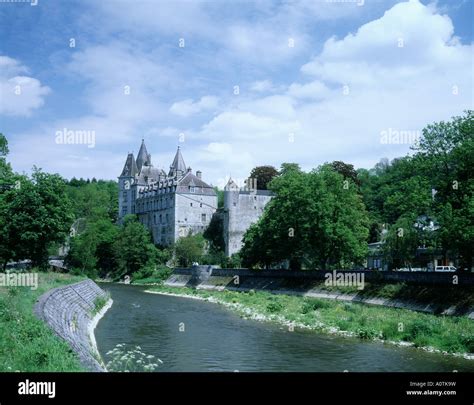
[{"left": 95, "top": 283, "right": 474, "bottom": 372}]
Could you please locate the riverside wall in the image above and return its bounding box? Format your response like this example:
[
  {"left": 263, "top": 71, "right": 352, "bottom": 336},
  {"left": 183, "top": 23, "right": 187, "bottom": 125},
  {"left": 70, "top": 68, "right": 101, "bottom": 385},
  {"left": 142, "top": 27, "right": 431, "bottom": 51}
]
[
  {"left": 164, "top": 266, "right": 474, "bottom": 318},
  {"left": 34, "top": 279, "right": 111, "bottom": 371}
]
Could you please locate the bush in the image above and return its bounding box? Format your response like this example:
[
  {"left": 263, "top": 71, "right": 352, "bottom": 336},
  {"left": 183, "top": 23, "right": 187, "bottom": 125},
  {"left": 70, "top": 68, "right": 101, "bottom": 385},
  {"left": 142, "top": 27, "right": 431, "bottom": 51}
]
[
  {"left": 407, "top": 319, "right": 434, "bottom": 339},
  {"left": 356, "top": 327, "right": 379, "bottom": 340},
  {"left": 266, "top": 300, "right": 284, "bottom": 313},
  {"left": 174, "top": 234, "right": 205, "bottom": 267},
  {"left": 301, "top": 298, "right": 330, "bottom": 314},
  {"left": 133, "top": 265, "right": 155, "bottom": 280}
]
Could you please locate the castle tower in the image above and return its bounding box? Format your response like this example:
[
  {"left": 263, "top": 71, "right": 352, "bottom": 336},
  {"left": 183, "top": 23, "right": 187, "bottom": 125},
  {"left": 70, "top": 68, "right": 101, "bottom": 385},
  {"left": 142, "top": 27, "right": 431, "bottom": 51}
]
[
  {"left": 118, "top": 152, "right": 139, "bottom": 221},
  {"left": 223, "top": 178, "right": 240, "bottom": 256},
  {"left": 136, "top": 139, "right": 151, "bottom": 171},
  {"left": 223, "top": 177, "right": 274, "bottom": 257},
  {"left": 168, "top": 146, "right": 186, "bottom": 179}
]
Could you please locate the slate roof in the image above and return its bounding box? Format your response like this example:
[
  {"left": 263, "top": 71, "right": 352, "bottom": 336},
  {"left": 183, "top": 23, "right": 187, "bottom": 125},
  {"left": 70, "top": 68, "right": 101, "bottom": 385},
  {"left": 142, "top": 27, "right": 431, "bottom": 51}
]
[
  {"left": 175, "top": 171, "right": 216, "bottom": 195},
  {"left": 136, "top": 165, "right": 165, "bottom": 185},
  {"left": 168, "top": 146, "right": 186, "bottom": 176},
  {"left": 224, "top": 178, "right": 239, "bottom": 191},
  {"left": 120, "top": 153, "right": 139, "bottom": 177},
  {"left": 136, "top": 139, "right": 151, "bottom": 171}
]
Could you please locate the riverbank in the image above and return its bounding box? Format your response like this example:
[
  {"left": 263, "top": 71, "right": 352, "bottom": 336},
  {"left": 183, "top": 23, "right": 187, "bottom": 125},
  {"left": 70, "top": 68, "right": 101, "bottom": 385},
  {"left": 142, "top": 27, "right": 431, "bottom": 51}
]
[
  {"left": 0, "top": 272, "right": 85, "bottom": 372},
  {"left": 34, "top": 278, "right": 112, "bottom": 371},
  {"left": 163, "top": 267, "right": 474, "bottom": 318},
  {"left": 145, "top": 285, "right": 474, "bottom": 359}
]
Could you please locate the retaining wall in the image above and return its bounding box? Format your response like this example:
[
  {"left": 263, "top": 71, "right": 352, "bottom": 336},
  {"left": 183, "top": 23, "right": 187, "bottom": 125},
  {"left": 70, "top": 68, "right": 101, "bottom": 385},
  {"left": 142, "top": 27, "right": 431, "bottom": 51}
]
[
  {"left": 172, "top": 267, "right": 474, "bottom": 285},
  {"left": 34, "top": 279, "right": 110, "bottom": 371},
  {"left": 165, "top": 267, "right": 474, "bottom": 318}
]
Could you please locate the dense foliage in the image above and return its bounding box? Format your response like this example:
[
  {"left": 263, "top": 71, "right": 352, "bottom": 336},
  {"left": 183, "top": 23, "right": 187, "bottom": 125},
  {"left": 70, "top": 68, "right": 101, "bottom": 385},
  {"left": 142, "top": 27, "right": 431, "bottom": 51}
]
[
  {"left": 249, "top": 165, "right": 279, "bottom": 190},
  {"left": 240, "top": 164, "right": 369, "bottom": 269}
]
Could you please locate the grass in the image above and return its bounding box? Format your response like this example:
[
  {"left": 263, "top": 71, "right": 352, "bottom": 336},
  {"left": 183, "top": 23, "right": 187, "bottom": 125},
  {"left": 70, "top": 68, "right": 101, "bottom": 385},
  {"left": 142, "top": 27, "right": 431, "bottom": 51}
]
[
  {"left": 131, "top": 266, "right": 173, "bottom": 285},
  {"left": 0, "top": 271, "right": 86, "bottom": 372},
  {"left": 91, "top": 293, "right": 110, "bottom": 317},
  {"left": 148, "top": 284, "right": 474, "bottom": 355}
]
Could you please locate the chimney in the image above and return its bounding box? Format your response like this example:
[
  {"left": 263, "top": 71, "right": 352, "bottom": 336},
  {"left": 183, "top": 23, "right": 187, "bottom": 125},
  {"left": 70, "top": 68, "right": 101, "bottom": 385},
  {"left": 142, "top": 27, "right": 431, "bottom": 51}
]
[{"left": 196, "top": 170, "right": 202, "bottom": 179}]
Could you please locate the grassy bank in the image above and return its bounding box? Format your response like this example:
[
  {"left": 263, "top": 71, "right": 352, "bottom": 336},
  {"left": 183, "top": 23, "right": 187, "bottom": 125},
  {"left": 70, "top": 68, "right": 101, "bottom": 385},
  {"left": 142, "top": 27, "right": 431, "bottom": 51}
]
[
  {"left": 0, "top": 272, "right": 85, "bottom": 372},
  {"left": 147, "top": 284, "right": 474, "bottom": 356}
]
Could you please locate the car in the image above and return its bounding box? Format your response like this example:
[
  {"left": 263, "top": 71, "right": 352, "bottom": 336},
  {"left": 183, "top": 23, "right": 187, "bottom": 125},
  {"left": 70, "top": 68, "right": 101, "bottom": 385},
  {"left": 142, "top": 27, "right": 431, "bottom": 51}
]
[{"left": 434, "top": 266, "right": 457, "bottom": 272}]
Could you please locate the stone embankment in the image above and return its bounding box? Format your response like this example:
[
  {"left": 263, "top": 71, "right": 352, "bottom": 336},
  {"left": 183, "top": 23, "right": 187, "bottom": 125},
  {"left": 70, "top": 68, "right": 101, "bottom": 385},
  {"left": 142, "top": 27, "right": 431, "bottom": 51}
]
[
  {"left": 165, "top": 267, "right": 474, "bottom": 318},
  {"left": 34, "top": 279, "right": 112, "bottom": 371}
]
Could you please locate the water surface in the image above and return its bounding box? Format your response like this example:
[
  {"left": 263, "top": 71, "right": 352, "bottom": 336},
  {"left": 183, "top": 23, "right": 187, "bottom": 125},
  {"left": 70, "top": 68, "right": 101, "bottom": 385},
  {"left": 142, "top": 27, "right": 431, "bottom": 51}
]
[{"left": 95, "top": 283, "right": 474, "bottom": 372}]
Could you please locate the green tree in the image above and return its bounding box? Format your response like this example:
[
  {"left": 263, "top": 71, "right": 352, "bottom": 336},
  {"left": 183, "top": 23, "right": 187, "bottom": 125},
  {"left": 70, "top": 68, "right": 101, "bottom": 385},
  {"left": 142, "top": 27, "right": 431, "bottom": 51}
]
[
  {"left": 213, "top": 187, "right": 224, "bottom": 208},
  {"left": 174, "top": 233, "right": 206, "bottom": 267},
  {"left": 331, "top": 161, "right": 360, "bottom": 186},
  {"left": 1, "top": 168, "right": 73, "bottom": 269},
  {"left": 383, "top": 216, "right": 420, "bottom": 270},
  {"left": 203, "top": 210, "right": 225, "bottom": 252},
  {"left": 113, "top": 215, "right": 159, "bottom": 278},
  {"left": 65, "top": 180, "right": 118, "bottom": 222},
  {"left": 66, "top": 218, "right": 119, "bottom": 277},
  {"left": 249, "top": 165, "right": 279, "bottom": 190},
  {"left": 412, "top": 110, "right": 474, "bottom": 269},
  {"left": 241, "top": 164, "right": 369, "bottom": 270}
]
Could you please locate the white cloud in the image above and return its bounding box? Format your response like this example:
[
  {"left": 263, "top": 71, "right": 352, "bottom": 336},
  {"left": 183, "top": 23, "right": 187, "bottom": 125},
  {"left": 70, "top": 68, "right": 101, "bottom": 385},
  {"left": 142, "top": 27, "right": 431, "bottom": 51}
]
[
  {"left": 188, "top": 0, "right": 473, "bottom": 184},
  {"left": 5, "top": 0, "right": 472, "bottom": 187},
  {"left": 250, "top": 80, "right": 276, "bottom": 92},
  {"left": 170, "top": 96, "right": 219, "bottom": 117},
  {"left": 0, "top": 56, "right": 50, "bottom": 117},
  {"left": 287, "top": 80, "right": 331, "bottom": 100},
  {"left": 301, "top": 0, "right": 471, "bottom": 87}
]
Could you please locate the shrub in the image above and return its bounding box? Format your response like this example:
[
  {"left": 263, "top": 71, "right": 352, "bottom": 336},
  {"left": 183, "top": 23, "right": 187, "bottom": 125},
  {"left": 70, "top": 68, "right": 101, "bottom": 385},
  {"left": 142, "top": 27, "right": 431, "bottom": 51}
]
[
  {"left": 356, "top": 327, "right": 379, "bottom": 340},
  {"left": 407, "top": 319, "right": 434, "bottom": 339},
  {"left": 301, "top": 298, "right": 330, "bottom": 314},
  {"left": 266, "top": 301, "right": 284, "bottom": 313},
  {"left": 133, "top": 265, "right": 155, "bottom": 280}
]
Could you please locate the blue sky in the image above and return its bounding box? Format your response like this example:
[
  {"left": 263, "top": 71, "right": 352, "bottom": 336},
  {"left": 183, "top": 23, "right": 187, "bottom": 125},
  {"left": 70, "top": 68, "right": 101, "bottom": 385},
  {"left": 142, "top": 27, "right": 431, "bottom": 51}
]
[{"left": 0, "top": 0, "right": 472, "bottom": 187}]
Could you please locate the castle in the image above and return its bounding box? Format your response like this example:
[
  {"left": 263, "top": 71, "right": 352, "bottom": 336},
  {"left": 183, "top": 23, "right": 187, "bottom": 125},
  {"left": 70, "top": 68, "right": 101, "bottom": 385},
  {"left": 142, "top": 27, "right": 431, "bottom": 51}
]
[{"left": 118, "top": 140, "right": 273, "bottom": 256}]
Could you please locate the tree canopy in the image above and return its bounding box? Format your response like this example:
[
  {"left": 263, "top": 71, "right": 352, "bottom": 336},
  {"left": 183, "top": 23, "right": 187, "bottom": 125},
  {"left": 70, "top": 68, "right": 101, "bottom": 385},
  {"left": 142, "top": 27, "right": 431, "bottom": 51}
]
[{"left": 249, "top": 165, "right": 279, "bottom": 190}]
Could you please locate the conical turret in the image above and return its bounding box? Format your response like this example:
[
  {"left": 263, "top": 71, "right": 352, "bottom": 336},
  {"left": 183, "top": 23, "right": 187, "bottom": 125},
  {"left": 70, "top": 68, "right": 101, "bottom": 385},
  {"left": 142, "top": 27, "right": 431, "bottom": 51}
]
[
  {"left": 136, "top": 139, "right": 151, "bottom": 171},
  {"left": 168, "top": 146, "right": 187, "bottom": 178}
]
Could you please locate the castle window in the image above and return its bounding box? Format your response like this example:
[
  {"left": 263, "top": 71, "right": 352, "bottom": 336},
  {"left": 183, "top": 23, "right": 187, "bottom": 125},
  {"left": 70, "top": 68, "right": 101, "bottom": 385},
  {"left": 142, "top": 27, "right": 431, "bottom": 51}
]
[
  {"left": 190, "top": 203, "right": 193, "bottom": 207},
  {"left": 254, "top": 206, "right": 257, "bottom": 209},
  {"left": 201, "top": 213, "right": 206, "bottom": 222},
  {"left": 233, "top": 202, "right": 236, "bottom": 207},
  {"left": 254, "top": 196, "right": 257, "bottom": 200},
  {"left": 200, "top": 203, "right": 202, "bottom": 207},
  {"left": 189, "top": 186, "right": 195, "bottom": 193}
]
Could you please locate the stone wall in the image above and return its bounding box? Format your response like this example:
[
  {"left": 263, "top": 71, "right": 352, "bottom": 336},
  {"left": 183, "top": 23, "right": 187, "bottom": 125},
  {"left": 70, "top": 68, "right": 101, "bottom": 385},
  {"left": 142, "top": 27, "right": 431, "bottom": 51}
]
[
  {"left": 34, "top": 279, "right": 110, "bottom": 371},
  {"left": 172, "top": 267, "right": 474, "bottom": 286},
  {"left": 174, "top": 192, "right": 217, "bottom": 242},
  {"left": 223, "top": 190, "right": 273, "bottom": 256},
  {"left": 166, "top": 267, "right": 474, "bottom": 317}
]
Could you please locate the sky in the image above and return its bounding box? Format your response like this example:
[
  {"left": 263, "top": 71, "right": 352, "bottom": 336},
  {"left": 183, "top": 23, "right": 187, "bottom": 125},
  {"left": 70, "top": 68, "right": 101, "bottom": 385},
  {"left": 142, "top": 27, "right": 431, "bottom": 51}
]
[{"left": 0, "top": 0, "right": 472, "bottom": 188}]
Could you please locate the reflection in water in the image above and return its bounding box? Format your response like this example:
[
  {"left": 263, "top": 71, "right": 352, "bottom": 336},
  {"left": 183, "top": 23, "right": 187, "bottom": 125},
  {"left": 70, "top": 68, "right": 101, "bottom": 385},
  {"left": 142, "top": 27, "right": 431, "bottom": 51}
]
[{"left": 95, "top": 283, "right": 474, "bottom": 372}]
